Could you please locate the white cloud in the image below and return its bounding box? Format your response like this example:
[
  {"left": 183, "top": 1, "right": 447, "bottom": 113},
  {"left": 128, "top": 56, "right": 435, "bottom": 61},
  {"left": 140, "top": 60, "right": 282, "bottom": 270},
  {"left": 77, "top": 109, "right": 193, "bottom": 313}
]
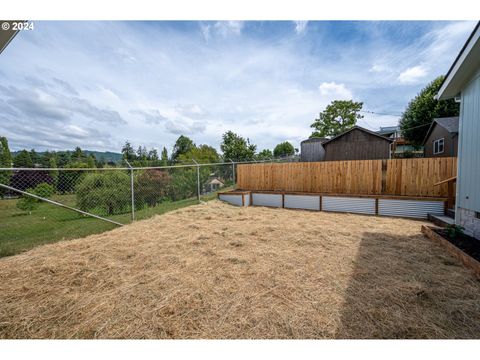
[
  {"left": 369, "top": 63, "right": 390, "bottom": 73},
  {"left": 397, "top": 65, "right": 427, "bottom": 84},
  {"left": 318, "top": 82, "right": 353, "bottom": 100},
  {"left": 214, "top": 21, "right": 244, "bottom": 37},
  {"left": 294, "top": 21, "right": 308, "bottom": 35},
  {"left": 199, "top": 23, "right": 211, "bottom": 42}
]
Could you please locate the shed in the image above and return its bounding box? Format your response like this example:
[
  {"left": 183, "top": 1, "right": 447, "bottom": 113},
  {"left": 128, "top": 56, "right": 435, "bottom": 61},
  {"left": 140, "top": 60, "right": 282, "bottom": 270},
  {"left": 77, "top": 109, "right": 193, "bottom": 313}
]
[
  {"left": 436, "top": 21, "right": 480, "bottom": 239},
  {"left": 300, "top": 137, "right": 326, "bottom": 162},
  {"left": 204, "top": 177, "right": 224, "bottom": 193},
  {"left": 322, "top": 126, "right": 393, "bottom": 161},
  {"left": 423, "top": 117, "right": 459, "bottom": 158}
]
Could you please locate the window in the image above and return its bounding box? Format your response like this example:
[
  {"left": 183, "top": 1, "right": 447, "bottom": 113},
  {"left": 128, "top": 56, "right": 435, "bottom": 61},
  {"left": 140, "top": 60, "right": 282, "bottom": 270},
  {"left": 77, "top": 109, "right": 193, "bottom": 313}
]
[{"left": 433, "top": 138, "right": 444, "bottom": 154}]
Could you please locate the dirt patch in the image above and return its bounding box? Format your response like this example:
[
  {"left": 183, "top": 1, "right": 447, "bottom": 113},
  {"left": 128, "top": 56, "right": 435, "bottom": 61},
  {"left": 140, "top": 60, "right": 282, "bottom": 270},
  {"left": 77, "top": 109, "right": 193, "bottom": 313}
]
[{"left": 0, "top": 200, "right": 479, "bottom": 339}]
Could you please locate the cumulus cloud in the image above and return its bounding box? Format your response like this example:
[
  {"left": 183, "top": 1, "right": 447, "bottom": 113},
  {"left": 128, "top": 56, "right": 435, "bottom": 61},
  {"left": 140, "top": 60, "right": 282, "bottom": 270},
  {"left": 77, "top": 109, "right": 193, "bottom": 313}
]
[
  {"left": 131, "top": 109, "right": 168, "bottom": 124},
  {"left": 398, "top": 65, "right": 428, "bottom": 84},
  {"left": 294, "top": 21, "right": 308, "bottom": 35},
  {"left": 318, "top": 82, "right": 353, "bottom": 100},
  {"left": 165, "top": 119, "right": 206, "bottom": 135}
]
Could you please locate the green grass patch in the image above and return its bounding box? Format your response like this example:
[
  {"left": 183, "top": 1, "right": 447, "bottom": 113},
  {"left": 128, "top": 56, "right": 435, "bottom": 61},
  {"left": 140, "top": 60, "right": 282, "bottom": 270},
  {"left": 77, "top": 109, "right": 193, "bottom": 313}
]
[{"left": 0, "top": 193, "right": 213, "bottom": 258}]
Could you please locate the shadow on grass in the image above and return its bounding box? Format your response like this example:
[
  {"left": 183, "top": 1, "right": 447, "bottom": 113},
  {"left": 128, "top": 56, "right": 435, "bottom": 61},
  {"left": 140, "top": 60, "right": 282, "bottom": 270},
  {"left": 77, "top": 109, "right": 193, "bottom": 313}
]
[{"left": 335, "top": 231, "right": 480, "bottom": 339}]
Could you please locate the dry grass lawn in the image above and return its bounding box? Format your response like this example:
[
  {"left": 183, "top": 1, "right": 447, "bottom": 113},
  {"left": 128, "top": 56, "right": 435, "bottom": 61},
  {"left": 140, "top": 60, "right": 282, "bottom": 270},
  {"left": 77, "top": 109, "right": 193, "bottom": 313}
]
[{"left": 1, "top": 200, "right": 479, "bottom": 339}]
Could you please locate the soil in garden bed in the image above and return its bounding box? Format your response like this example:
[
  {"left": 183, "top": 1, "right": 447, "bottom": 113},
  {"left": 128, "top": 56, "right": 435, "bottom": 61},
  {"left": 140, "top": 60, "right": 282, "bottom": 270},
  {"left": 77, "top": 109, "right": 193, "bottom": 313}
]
[{"left": 434, "top": 228, "right": 480, "bottom": 262}]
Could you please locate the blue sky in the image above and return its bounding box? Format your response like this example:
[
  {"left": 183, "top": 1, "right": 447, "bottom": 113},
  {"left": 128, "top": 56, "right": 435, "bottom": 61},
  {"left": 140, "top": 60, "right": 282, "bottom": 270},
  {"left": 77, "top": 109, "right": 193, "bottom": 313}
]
[{"left": 0, "top": 20, "right": 476, "bottom": 154}]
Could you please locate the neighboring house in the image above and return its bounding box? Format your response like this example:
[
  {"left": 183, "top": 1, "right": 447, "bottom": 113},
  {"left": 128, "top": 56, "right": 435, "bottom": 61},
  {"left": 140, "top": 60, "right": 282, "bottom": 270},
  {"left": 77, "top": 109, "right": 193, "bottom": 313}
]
[
  {"left": 322, "top": 126, "right": 393, "bottom": 161},
  {"left": 423, "top": 117, "right": 459, "bottom": 158},
  {"left": 436, "top": 22, "right": 480, "bottom": 239},
  {"left": 300, "top": 137, "right": 327, "bottom": 162},
  {"left": 204, "top": 177, "right": 224, "bottom": 193},
  {"left": 377, "top": 125, "right": 422, "bottom": 158}
]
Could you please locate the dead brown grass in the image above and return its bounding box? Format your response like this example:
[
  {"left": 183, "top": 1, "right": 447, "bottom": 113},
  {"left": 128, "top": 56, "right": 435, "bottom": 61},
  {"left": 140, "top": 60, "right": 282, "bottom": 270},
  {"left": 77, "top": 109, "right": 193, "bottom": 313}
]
[{"left": 1, "top": 200, "right": 479, "bottom": 339}]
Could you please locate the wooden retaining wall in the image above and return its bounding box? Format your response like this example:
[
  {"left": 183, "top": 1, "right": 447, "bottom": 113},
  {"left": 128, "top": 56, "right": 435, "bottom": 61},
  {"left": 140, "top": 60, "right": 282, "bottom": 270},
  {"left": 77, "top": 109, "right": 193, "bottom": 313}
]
[{"left": 236, "top": 157, "right": 457, "bottom": 198}]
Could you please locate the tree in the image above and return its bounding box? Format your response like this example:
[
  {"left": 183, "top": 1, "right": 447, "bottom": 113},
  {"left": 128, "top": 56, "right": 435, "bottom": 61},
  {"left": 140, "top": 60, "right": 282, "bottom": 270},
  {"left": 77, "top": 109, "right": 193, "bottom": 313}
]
[
  {"left": 121, "top": 141, "right": 136, "bottom": 161},
  {"left": 29, "top": 149, "right": 40, "bottom": 165},
  {"left": 13, "top": 150, "right": 33, "bottom": 168},
  {"left": 177, "top": 145, "right": 220, "bottom": 164},
  {"left": 49, "top": 157, "right": 59, "bottom": 188},
  {"left": 256, "top": 149, "right": 273, "bottom": 160},
  {"left": 87, "top": 155, "right": 96, "bottom": 168},
  {"left": 310, "top": 100, "right": 363, "bottom": 138},
  {"left": 171, "top": 135, "right": 195, "bottom": 163},
  {"left": 148, "top": 149, "right": 159, "bottom": 161},
  {"left": 136, "top": 169, "right": 171, "bottom": 207},
  {"left": 0, "top": 137, "right": 12, "bottom": 168},
  {"left": 136, "top": 146, "right": 148, "bottom": 161},
  {"left": 399, "top": 76, "right": 459, "bottom": 145},
  {"left": 273, "top": 141, "right": 295, "bottom": 158},
  {"left": 72, "top": 147, "right": 85, "bottom": 163},
  {"left": 0, "top": 137, "right": 12, "bottom": 195},
  {"left": 10, "top": 171, "right": 54, "bottom": 191},
  {"left": 161, "top": 147, "right": 168, "bottom": 166},
  {"left": 76, "top": 172, "right": 131, "bottom": 215},
  {"left": 220, "top": 131, "right": 256, "bottom": 161}
]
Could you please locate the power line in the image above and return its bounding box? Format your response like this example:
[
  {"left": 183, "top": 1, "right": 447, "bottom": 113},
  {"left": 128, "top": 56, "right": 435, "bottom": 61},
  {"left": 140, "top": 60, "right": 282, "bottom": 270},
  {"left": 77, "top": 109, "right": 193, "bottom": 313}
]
[{"left": 360, "top": 110, "right": 402, "bottom": 117}]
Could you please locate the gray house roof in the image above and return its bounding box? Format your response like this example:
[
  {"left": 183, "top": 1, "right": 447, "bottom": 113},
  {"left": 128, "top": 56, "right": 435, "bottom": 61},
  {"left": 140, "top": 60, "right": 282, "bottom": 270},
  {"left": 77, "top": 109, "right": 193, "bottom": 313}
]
[
  {"left": 422, "top": 117, "right": 459, "bottom": 145},
  {"left": 321, "top": 126, "right": 393, "bottom": 146},
  {"left": 301, "top": 137, "right": 328, "bottom": 144}
]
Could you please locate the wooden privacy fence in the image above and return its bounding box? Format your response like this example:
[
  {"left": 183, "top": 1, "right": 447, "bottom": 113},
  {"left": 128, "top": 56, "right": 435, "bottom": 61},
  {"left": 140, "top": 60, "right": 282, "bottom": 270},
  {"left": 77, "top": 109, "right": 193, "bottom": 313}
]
[{"left": 236, "top": 157, "right": 457, "bottom": 198}]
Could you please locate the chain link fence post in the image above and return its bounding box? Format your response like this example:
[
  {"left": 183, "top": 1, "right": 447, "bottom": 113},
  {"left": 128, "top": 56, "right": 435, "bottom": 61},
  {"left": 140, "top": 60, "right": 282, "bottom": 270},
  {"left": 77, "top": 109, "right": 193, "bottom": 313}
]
[
  {"left": 125, "top": 160, "right": 135, "bottom": 221},
  {"left": 229, "top": 159, "right": 235, "bottom": 186},
  {"left": 192, "top": 159, "right": 200, "bottom": 203}
]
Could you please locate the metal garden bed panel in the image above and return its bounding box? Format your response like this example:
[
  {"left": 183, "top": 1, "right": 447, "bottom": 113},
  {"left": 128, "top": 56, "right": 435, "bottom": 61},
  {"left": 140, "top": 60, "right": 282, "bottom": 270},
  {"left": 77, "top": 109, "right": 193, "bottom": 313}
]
[
  {"left": 378, "top": 199, "right": 444, "bottom": 219},
  {"left": 284, "top": 194, "right": 320, "bottom": 211},
  {"left": 251, "top": 193, "right": 283, "bottom": 208},
  {"left": 322, "top": 196, "right": 376, "bottom": 215}
]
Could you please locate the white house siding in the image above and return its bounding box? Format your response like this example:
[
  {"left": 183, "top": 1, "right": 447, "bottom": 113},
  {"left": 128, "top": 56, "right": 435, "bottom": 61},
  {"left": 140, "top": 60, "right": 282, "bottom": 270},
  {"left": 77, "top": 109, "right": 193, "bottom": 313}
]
[{"left": 457, "top": 70, "right": 480, "bottom": 239}]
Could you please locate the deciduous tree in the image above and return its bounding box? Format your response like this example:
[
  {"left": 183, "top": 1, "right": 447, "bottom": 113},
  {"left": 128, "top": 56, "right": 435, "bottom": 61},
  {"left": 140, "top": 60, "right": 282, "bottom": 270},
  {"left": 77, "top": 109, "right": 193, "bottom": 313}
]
[
  {"left": 399, "top": 76, "right": 459, "bottom": 145},
  {"left": 310, "top": 100, "right": 363, "bottom": 138}
]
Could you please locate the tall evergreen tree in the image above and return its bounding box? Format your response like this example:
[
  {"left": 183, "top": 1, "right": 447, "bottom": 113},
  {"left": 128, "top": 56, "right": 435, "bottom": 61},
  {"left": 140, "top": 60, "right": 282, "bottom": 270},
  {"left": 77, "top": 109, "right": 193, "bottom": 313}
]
[
  {"left": 0, "top": 137, "right": 12, "bottom": 193},
  {"left": 121, "top": 141, "right": 136, "bottom": 161},
  {"left": 13, "top": 150, "right": 33, "bottom": 168},
  {"left": 161, "top": 147, "right": 168, "bottom": 166}
]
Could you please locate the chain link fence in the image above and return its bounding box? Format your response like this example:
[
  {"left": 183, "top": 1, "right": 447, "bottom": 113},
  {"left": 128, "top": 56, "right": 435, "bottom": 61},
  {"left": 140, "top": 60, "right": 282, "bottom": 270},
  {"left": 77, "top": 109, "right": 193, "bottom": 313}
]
[{"left": 0, "top": 158, "right": 294, "bottom": 257}]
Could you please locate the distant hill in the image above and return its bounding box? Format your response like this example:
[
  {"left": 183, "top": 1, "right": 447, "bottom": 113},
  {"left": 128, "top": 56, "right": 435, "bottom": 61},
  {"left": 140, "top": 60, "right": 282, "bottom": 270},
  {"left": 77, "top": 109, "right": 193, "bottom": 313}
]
[
  {"left": 12, "top": 150, "right": 123, "bottom": 164},
  {"left": 83, "top": 151, "right": 123, "bottom": 163}
]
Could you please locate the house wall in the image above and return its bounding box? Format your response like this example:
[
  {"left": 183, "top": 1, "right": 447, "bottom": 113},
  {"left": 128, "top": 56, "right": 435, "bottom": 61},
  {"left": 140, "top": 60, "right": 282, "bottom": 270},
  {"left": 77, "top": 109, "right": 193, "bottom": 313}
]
[
  {"left": 456, "top": 70, "right": 480, "bottom": 239},
  {"left": 424, "top": 125, "right": 458, "bottom": 157},
  {"left": 300, "top": 141, "right": 325, "bottom": 162},
  {"left": 323, "top": 128, "right": 391, "bottom": 161}
]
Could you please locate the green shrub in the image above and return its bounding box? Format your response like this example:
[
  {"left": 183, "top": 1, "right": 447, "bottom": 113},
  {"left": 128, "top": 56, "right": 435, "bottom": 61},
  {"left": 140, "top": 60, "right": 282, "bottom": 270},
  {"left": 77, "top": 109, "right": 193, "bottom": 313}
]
[
  {"left": 33, "top": 183, "right": 55, "bottom": 198},
  {"left": 76, "top": 172, "right": 131, "bottom": 215},
  {"left": 16, "top": 182, "right": 55, "bottom": 213},
  {"left": 16, "top": 196, "right": 38, "bottom": 213},
  {"left": 446, "top": 224, "right": 465, "bottom": 239}
]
